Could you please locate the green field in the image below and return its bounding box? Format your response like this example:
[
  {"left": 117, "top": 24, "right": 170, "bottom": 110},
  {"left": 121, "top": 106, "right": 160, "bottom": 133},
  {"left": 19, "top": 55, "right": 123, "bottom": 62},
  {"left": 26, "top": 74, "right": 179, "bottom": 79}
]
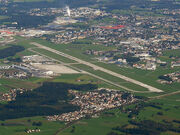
[
  {"left": 0, "top": 116, "right": 65, "bottom": 135},
  {"left": 163, "top": 49, "right": 180, "bottom": 58},
  {"left": 93, "top": 62, "right": 180, "bottom": 93},
  {"left": 73, "top": 64, "right": 149, "bottom": 92},
  {"left": 0, "top": 78, "right": 40, "bottom": 93},
  {"left": 159, "top": 49, "right": 180, "bottom": 62},
  {"left": 31, "top": 48, "right": 76, "bottom": 63},
  {"left": 0, "top": 73, "right": 119, "bottom": 94},
  {"left": 52, "top": 74, "right": 119, "bottom": 89}
]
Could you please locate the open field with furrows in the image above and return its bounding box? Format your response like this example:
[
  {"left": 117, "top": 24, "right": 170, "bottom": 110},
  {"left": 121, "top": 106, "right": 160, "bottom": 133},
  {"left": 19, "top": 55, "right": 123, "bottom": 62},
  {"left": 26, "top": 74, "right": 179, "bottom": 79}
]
[
  {"left": 163, "top": 49, "right": 180, "bottom": 58},
  {"left": 93, "top": 62, "right": 180, "bottom": 92}
]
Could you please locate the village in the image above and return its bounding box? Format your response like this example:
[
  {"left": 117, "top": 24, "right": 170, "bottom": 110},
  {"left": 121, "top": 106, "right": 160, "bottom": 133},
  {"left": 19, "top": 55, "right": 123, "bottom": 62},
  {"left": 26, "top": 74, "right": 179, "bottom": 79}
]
[{"left": 47, "top": 88, "right": 136, "bottom": 122}]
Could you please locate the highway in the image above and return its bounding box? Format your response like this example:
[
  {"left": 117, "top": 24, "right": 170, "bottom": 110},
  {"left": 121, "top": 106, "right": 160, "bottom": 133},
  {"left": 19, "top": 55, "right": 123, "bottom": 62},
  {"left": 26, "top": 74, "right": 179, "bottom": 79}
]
[{"left": 31, "top": 42, "right": 163, "bottom": 93}]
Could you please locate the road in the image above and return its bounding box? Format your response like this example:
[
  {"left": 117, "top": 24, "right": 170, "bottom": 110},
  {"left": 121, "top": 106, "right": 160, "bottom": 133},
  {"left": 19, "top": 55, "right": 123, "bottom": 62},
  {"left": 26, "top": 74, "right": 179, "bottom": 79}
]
[
  {"left": 31, "top": 42, "right": 163, "bottom": 93},
  {"left": 150, "top": 90, "right": 180, "bottom": 99}
]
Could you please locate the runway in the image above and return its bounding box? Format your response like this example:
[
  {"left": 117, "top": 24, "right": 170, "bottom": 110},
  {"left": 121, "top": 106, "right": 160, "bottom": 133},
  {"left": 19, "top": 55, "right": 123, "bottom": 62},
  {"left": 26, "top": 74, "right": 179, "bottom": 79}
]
[{"left": 31, "top": 42, "right": 163, "bottom": 93}]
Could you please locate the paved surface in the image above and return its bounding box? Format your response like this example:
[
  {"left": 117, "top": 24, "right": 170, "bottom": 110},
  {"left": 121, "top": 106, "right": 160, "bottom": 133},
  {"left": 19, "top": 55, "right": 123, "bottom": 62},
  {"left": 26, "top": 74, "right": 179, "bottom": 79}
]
[
  {"left": 31, "top": 42, "right": 163, "bottom": 93},
  {"left": 150, "top": 90, "right": 180, "bottom": 99},
  {"left": 30, "top": 48, "right": 142, "bottom": 93}
]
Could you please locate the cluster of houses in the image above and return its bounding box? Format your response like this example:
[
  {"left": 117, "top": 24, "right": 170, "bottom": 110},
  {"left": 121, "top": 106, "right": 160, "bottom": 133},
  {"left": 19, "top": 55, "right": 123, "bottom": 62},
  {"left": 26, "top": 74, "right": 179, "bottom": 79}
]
[
  {"left": 158, "top": 71, "right": 180, "bottom": 84},
  {"left": 0, "top": 29, "right": 16, "bottom": 44},
  {"left": 51, "top": 30, "right": 87, "bottom": 44},
  {"left": 171, "top": 60, "right": 180, "bottom": 68},
  {"left": 0, "top": 88, "right": 29, "bottom": 101},
  {"left": 47, "top": 89, "right": 136, "bottom": 122},
  {"left": 26, "top": 129, "right": 41, "bottom": 134},
  {"left": 28, "top": 7, "right": 107, "bottom": 18}
]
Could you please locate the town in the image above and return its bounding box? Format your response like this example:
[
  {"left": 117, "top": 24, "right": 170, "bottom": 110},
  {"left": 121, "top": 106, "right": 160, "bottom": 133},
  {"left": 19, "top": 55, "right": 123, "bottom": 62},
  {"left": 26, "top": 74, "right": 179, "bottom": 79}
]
[
  {"left": 47, "top": 88, "right": 137, "bottom": 122},
  {"left": 0, "top": 5, "right": 179, "bottom": 71}
]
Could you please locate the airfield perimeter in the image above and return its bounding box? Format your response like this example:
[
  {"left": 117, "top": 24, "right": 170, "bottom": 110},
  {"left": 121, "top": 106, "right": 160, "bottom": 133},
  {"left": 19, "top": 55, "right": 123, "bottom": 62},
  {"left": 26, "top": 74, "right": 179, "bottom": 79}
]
[{"left": 31, "top": 42, "right": 163, "bottom": 93}]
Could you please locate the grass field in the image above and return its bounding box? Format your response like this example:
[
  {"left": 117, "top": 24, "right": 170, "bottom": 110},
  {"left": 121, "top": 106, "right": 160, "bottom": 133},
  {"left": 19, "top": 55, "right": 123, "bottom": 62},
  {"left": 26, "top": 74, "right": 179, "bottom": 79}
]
[
  {"left": 93, "top": 62, "right": 180, "bottom": 93},
  {"left": 52, "top": 74, "right": 120, "bottom": 89},
  {"left": 73, "top": 64, "right": 149, "bottom": 92},
  {"left": 31, "top": 48, "right": 76, "bottom": 63},
  {"left": 0, "top": 77, "right": 50, "bottom": 93},
  {"left": 159, "top": 49, "right": 180, "bottom": 62},
  {"left": 0, "top": 116, "right": 65, "bottom": 135},
  {"left": 163, "top": 49, "right": 180, "bottom": 58},
  {"left": 0, "top": 73, "right": 119, "bottom": 94}
]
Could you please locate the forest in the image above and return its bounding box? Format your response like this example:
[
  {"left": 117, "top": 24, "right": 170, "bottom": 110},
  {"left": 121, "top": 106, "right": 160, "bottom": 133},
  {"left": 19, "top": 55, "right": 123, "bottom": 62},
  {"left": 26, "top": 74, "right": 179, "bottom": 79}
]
[
  {"left": 112, "top": 120, "right": 180, "bottom": 135},
  {"left": 0, "top": 46, "right": 25, "bottom": 59}
]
